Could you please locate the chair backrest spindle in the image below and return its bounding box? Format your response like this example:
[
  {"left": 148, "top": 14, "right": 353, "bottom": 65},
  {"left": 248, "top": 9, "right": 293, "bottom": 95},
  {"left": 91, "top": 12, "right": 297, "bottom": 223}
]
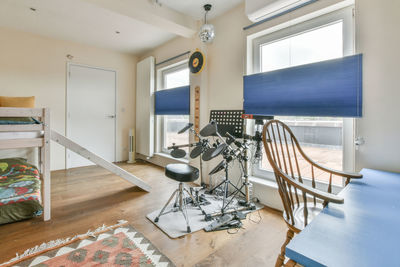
[{"left": 262, "top": 120, "right": 352, "bottom": 230}]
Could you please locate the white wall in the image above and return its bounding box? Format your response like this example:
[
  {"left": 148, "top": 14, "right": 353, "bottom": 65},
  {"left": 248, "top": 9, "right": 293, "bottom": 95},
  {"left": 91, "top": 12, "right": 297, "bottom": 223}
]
[
  {"left": 207, "top": 6, "right": 249, "bottom": 111},
  {"left": 355, "top": 0, "right": 400, "bottom": 173},
  {"left": 0, "top": 27, "right": 137, "bottom": 170}
]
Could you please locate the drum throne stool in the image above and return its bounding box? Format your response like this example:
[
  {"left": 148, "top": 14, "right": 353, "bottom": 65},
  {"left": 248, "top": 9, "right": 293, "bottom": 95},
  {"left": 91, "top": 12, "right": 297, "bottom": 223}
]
[{"left": 155, "top": 163, "right": 206, "bottom": 233}]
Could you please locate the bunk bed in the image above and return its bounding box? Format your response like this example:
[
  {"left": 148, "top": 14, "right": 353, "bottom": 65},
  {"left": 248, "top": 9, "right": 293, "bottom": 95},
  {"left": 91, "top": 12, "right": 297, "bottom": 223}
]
[{"left": 0, "top": 107, "right": 50, "bottom": 223}]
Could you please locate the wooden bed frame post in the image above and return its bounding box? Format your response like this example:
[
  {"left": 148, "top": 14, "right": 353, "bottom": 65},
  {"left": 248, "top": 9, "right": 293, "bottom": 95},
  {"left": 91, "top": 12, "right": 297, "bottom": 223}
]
[{"left": 41, "top": 108, "right": 51, "bottom": 221}]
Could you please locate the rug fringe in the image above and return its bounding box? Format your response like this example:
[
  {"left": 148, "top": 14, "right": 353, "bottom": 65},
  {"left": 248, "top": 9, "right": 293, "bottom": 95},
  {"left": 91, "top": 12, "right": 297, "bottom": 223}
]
[{"left": 0, "top": 220, "right": 128, "bottom": 267}]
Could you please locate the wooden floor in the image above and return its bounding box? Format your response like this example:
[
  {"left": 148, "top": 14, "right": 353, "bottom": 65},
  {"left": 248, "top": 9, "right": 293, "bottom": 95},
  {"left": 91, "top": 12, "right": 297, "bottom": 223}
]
[{"left": 0, "top": 161, "right": 286, "bottom": 266}]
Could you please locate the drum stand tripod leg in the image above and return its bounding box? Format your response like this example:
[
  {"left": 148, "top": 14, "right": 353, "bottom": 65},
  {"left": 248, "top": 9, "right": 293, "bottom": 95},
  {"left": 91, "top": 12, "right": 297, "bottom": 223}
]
[
  {"left": 207, "top": 178, "right": 226, "bottom": 195},
  {"left": 184, "top": 188, "right": 207, "bottom": 216},
  {"left": 173, "top": 188, "right": 180, "bottom": 208},
  {"left": 155, "top": 189, "right": 179, "bottom": 223},
  {"left": 200, "top": 156, "right": 205, "bottom": 187},
  {"left": 222, "top": 176, "right": 229, "bottom": 213},
  {"left": 179, "top": 183, "right": 191, "bottom": 233}
]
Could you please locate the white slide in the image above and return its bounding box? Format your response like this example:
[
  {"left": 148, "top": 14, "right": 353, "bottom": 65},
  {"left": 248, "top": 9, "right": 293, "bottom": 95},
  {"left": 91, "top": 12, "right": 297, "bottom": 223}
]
[{"left": 51, "top": 130, "right": 151, "bottom": 192}]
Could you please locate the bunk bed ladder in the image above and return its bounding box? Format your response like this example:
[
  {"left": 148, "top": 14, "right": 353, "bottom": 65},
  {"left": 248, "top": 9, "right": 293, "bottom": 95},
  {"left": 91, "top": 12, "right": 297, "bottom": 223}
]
[{"left": 50, "top": 130, "right": 151, "bottom": 192}]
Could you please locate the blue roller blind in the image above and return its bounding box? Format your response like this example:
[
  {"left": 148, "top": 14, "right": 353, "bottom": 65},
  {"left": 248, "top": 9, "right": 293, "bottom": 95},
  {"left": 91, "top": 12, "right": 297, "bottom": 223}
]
[
  {"left": 155, "top": 85, "right": 190, "bottom": 115},
  {"left": 243, "top": 54, "right": 363, "bottom": 117}
]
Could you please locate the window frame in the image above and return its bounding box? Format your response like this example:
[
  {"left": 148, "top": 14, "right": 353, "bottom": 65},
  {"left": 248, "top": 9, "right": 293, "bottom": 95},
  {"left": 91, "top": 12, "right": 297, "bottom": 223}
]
[
  {"left": 252, "top": 7, "right": 354, "bottom": 73},
  {"left": 249, "top": 6, "right": 355, "bottom": 190},
  {"left": 156, "top": 60, "right": 190, "bottom": 154},
  {"left": 160, "top": 62, "right": 189, "bottom": 90}
]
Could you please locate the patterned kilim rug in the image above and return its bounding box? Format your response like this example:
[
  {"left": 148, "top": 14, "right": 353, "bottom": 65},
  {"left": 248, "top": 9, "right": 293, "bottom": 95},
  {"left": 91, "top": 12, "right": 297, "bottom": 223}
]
[{"left": 1, "top": 220, "right": 174, "bottom": 267}]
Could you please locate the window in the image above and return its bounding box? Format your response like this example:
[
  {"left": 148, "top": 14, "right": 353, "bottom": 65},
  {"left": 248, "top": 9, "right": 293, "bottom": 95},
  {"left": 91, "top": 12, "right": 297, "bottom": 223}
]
[
  {"left": 158, "top": 62, "right": 190, "bottom": 154},
  {"left": 251, "top": 7, "right": 354, "bottom": 187},
  {"left": 260, "top": 21, "right": 343, "bottom": 72}
]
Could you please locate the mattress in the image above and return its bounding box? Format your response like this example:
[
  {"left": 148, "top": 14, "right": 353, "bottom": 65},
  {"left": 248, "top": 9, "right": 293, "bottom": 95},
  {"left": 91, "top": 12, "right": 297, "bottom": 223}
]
[
  {"left": 0, "top": 117, "right": 39, "bottom": 125},
  {"left": 0, "top": 157, "right": 43, "bottom": 224}
]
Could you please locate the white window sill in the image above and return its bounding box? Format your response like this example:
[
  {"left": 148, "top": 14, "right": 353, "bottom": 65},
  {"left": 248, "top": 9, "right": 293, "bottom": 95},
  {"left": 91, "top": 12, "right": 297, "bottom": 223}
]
[
  {"left": 249, "top": 176, "right": 278, "bottom": 190},
  {"left": 248, "top": 175, "right": 283, "bottom": 211},
  {"left": 249, "top": 175, "right": 318, "bottom": 210},
  {"left": 154, "top": 152, "right": 189, "bottom": 164}
]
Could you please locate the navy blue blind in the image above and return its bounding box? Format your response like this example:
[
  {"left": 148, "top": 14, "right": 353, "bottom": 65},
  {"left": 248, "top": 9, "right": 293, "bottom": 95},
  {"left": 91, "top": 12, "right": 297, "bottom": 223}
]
[
  {"left": 155, "top": 85, "right": 190, "bottom": 115},
  {"left": 243, "top": 54, "right": 363, "bottom": 117}
]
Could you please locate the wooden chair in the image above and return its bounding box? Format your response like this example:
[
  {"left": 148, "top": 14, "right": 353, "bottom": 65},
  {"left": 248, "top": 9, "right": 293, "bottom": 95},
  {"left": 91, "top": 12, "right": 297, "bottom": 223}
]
[{"left": 262, "top": 120, "right": 362, "bottom": 267}]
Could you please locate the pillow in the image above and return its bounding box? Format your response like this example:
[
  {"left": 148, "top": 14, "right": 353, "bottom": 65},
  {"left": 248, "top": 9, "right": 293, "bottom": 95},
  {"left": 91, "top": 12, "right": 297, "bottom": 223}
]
[{"left": 0, "top": 96, "right": 35, "bottom": 108}]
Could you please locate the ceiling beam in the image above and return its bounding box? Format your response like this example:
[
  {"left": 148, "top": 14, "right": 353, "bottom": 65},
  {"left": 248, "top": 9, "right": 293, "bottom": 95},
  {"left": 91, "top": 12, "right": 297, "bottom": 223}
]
[{"left": 80, "top": 0, "right": 197, "bottom": 38}]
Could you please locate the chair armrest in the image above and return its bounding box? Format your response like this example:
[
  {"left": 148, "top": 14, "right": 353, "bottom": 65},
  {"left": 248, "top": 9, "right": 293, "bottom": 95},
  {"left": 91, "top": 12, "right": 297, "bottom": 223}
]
[
  {"left": 289, "top": 132, "right": 363, "bottom": 180},
  {"left": 279, "top": 171, "right": 344, "bottom": 204},
  {"left": 312, "top": 160, "right": 363, "bottom": 179},
  {"left": 297, "top": 147, "right": 363, "bottom": 179}
]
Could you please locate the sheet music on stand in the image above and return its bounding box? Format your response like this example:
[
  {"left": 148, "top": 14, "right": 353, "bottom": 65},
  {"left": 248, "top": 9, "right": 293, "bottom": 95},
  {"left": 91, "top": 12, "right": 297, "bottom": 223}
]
[{"left": 209, "top": 110, "right": 244, "bottom": 138}]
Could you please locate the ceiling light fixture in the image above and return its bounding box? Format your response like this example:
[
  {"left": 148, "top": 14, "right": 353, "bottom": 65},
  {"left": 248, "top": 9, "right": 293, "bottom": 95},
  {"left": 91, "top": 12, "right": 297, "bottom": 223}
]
[{"left": 199, "top": 4, "right": 215, "bottom": 43}]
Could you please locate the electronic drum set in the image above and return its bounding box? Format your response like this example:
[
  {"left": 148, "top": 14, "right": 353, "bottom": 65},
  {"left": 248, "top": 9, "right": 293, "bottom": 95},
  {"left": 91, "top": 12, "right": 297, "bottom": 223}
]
[{"left": 168, "top": 118, "right": 263, "bottom": 230}]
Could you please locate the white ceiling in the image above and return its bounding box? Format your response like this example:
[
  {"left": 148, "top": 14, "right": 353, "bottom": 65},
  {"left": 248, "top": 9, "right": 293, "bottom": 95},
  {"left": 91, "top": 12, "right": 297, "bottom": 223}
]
[
  {"left": 160, "top": 0, "right": 244, "bottom": 20},
  {"left": 0, "top": 0, "right": 176, "bottom": 54},
  {"left": 0, "top": 0, "right": 244, "bottom": 55}
]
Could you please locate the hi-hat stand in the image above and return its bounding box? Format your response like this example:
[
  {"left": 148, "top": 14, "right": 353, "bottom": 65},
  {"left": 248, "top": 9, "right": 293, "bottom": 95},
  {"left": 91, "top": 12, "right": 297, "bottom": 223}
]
[
  {"left": 201, "top": 110, "right": 258, "bottom": 221},
  {"left": 189, "top": 126, "right": 208, "bottom": 187},
  {"left": 170, "top": 123, "right": 210, "bottom": 187},
  {"left": 205, "top": 134, "right": 256, "bottom": 220},
  {"left": 204, "top": 114, "right": 276, "bottom": 223},
  {"left": 170, "top": 123, "right": 214, "bottom": 206},
  {"left": 204, "top": 110, "right": 245, "bottom": 197}
]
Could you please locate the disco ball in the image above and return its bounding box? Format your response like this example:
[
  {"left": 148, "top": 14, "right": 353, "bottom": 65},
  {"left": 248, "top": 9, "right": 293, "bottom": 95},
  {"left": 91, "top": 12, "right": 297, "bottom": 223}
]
[{"left": 199, "top": 23, "right": 215, "bottom": 43}]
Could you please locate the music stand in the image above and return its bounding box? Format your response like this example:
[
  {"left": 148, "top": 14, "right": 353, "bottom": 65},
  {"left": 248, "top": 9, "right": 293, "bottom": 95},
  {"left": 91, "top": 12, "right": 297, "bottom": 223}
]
[{"left": 209, "top": 110, "right": 244, "bottom": 138}]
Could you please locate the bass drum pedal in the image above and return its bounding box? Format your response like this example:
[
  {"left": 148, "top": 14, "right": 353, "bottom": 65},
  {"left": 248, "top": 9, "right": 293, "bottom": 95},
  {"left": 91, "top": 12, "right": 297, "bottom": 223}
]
[{"left": 238, "top": 199, "right": 257, "bottom": 210}]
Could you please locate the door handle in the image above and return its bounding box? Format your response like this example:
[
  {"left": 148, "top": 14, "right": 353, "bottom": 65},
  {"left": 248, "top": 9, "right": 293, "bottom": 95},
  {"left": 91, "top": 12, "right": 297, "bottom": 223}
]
[
  {"left": 355, "top": 136, "right": 365, "bottom": 150},
  {"left": 106, "top": 115, "right": 116, "bottom": 119}
]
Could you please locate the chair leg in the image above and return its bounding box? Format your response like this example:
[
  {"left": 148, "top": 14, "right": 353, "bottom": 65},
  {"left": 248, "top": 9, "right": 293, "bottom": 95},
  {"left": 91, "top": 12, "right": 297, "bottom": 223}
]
[
  {"left": 155, "top": 189, "right": 179, "bottom": 222},
  {"left": 275, "top": 229, "right": 295, "bottom": 267},
  {"left": 284, "top": 259, "right": 298, "bottom": 267}
]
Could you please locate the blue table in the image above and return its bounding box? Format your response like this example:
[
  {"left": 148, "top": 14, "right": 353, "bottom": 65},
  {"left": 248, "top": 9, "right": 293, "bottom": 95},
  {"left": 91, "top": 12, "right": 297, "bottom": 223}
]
[{"left": 286, "top": 168, "right": 400, "bottom": 267}]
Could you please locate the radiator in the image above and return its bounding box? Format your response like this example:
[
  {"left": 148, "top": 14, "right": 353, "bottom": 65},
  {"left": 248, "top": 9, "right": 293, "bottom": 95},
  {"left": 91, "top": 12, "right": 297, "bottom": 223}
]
[{"left": 136, "top": 56, "right": 155, "bottom": 157}]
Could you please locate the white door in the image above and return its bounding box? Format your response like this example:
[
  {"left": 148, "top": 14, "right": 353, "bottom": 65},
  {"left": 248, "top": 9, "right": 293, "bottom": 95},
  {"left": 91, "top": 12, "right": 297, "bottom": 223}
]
[{"left": 67, "top": 64, "right": 116, "bottom": 168}]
